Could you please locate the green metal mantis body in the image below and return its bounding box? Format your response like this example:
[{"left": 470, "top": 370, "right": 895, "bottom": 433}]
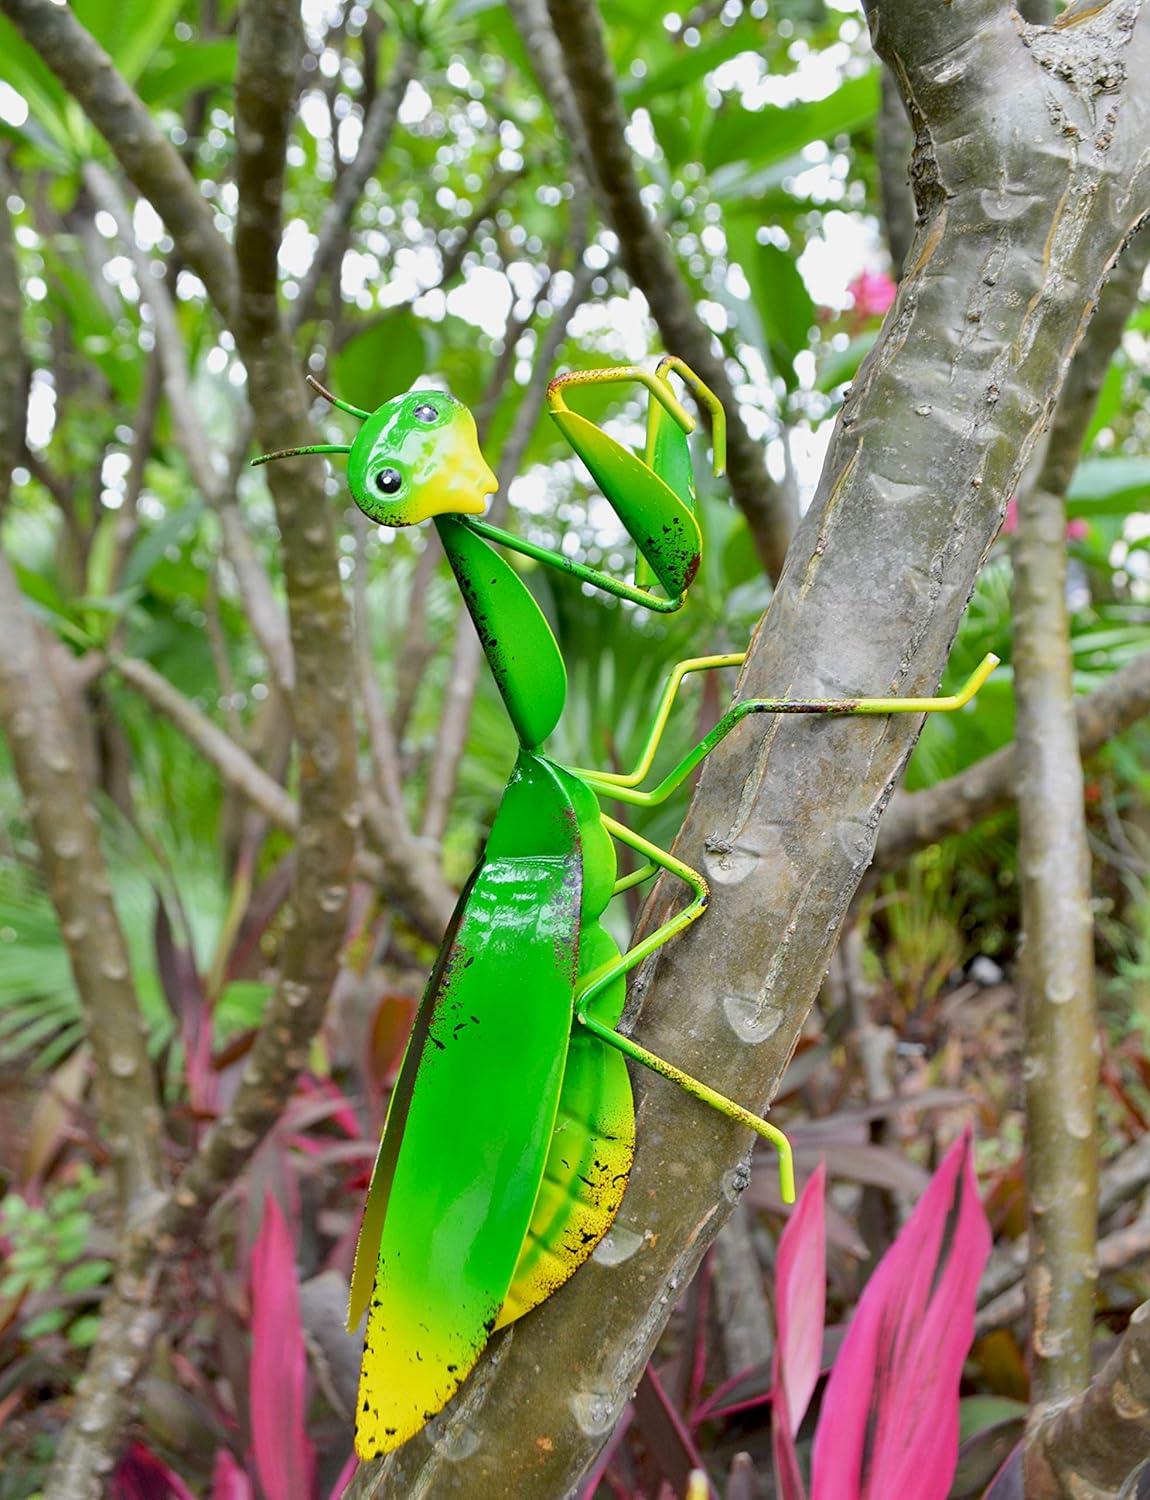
[{"left": 254, "top": 358, "right": 997, "bottom": 1459}]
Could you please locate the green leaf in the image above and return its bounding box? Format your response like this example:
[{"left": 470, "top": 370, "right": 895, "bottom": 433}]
[
  {"left": 332, "top": 311, "right": 428, "bottom": 413},
  {"left": 68, "top": 1313, "right": 103, "bottom": 1347},
  {"left": 816, "top": 332, "right": 877, "bottom": 393},
  {"left": 704, "top": 69, "right": 880, "bottom": 175},
  {"left": 624, "top": 18, "right": 770, "bottom": 106},
  {"left": 23, "top": 1306, "right": 67, "bottom": 1339},
  {"left": 1067, "top": 456, "right": 1150, "bottom": 517},
  {"left": 137, "top": 40, "right": 238, "bottom": 106},
  {"left": 726, "top": 227, "right": 813, "bottom": 387},
  {"left": 60, "top": 1260, "right": 113, "bottom": 1294},
  {"left": 1083, "top": 357, "right": 1126, "bottom": 448},
  {"left": 74, "top": 0, "right": 183, "bottom": 84},
  {"left": 122, "top": 500, "right": 205, "bottom": 590}
]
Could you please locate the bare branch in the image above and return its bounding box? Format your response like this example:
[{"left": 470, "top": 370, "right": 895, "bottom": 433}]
[
  {"left": 539, "top": 0, "right": 797, "bottom": 581},
  {"left": 506, "top": 0, "right": 591, "bottom": 166},
  {"left": 875, "top": 648, "right": 1150, "bottom": 871},
  {"left": 113, "top": 657, "right": 298, "bottom": 831},
  {"left": 979, "top": 1131, "right": 1150, "bottom": 1318},
  {"left": 44, "top": 0, "right": 362, "bottom": 1484},
  {"left": 977, "top": 1209, "right": 1150, "bottom": 1338},
  {"left": 1014, "top": 481, "right": 1099, "bottom": 1399},
  {"left": 0, "top": 0, "right": 237, "bottom": 317},
  {"left": 289, "top": 39, "right": 418, "bottom": 329},
  {"left": 113, "top": 657, "right": 453, "bottom": 941},
  {"left": 873, "top": 210, "right": 1150, "bottom": 877},
  {"left": 1026, "top": 1298, "right": 1150, "bottom": 1497}
]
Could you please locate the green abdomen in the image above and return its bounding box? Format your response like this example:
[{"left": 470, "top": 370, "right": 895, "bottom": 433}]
[{"left": 497, "top": 761, "right": 635, "bottom": 1327}]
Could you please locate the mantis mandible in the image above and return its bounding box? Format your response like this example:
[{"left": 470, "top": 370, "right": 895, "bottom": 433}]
[{"left": 253, "top": 356, "right": 997, "bottom": 1458}]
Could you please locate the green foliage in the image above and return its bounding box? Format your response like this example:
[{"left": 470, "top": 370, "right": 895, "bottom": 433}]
[{"left": 0, "top": 1164, "right": 112, "bottom": 1349}]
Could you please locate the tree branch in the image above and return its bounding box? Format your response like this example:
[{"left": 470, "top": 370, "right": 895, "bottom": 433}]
[
  {"left": 874, "top": 648, "right": 1150, "bottom": 872},
  {"left": 1014, "top": 479, "right": 1099, "bottom": 1399},
  {"left": 289, "top": 38, "right": 417, "bottom": 329},
  {"left": 113, "top": 657, "right": 298, "bottom": 831},
  {"left": 977, "top": 1208, "right": 1150, "bottom": 1339},
  {"left": 43, "top": 0, "right": 363, "bottom": 1486},
  {"left": 0, "top": 170, "right": 163, "bottom": 1220},
  {"left": 978, "top": 1132, "right": 1150, "bottom": 1329},
  {"left": 539, "top": 0, "right": 797, "bottom": 582},
  {"left": 873, "top": 211, "right": 1150, "bottom": 876},
  {"left": 1025, "top": 1298, "right": 1150, "bottom": 1497},
  {"left": 363, "top": 6, "right": 1150, "bottom": 1494}
]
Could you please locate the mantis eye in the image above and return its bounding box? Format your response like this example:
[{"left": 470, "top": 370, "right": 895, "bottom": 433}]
[
  {"left": 375, "top": 467, "right": 403, "bottom": 495},
  {"left": 413, "top": 402, "right": 439, "bottom": 423}
]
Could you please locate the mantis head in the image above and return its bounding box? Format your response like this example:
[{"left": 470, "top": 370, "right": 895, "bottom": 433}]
[{"left": 252, "top": 380, "right": 498, "bottom": 528}]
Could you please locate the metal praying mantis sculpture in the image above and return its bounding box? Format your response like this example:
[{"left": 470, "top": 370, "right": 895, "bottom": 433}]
[{"left": 253, "top": 356, "right": 997, "bottom": 1458}]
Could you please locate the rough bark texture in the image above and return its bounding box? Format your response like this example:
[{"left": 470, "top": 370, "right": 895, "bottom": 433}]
[
  {"left": 874, "top": 222, "right": 1150, "bottom": 875},
  {"left": 539, "top": 0, "right": 798, "bottom": 582},
  {"left": 355, "top": 5, "right": 1150, "bottom": 1494},
  {"left": 1025, "top": 1300, "right": 1150, "bottom": 1497},
  {"left": 877, "top": 69, "right": 916, "bottom": 277},
  {"left": 1014, "top": 478, "right": 1099, "bottom": 1400}
]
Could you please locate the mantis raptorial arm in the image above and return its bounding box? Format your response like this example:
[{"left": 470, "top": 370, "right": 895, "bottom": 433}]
[
  {"left": 581, "top": 653, "right": 1001, "bottom": 808},
  {"left": 459, "top": 359, "right": 728, "bottom": 614},
  {"left": 460, "top": 515, "right": 689, "bottom": 613},
  {"left": 577, "top": 815, "right": 795, "bottom": 1203}
]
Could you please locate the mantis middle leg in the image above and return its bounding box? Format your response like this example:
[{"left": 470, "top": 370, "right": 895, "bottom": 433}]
[{"left": 581, "top": 653, "right": 1000, "bottom": 808}]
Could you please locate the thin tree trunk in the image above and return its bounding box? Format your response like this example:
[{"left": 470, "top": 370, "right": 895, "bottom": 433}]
[{"left": 1014, "top": 483, "right": 1099, "bottom": 1401}]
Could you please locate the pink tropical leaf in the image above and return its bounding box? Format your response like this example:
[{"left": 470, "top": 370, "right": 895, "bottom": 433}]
[
  {"left": 810, "top": 1131, "right": 991, "bottom": 1500},
  {"left": 110, "top": 1442, "right": 197, "bottom": 1500},
  {"left": 771, "top": 1162, "right": 826, "bottom": 1500},
  {"left": 326, "top": 1452, "right": 359, "bottom": 1499},
  {"left": 250, "top": 1192, "right": 315, "bottom": 1500},
  {"left": 211, "top": 1451, "right": 255, "bottom": 1500}
]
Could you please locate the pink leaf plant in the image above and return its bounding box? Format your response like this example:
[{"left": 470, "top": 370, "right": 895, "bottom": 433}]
[{"left": 770, "top": 1132, "right": 991, "bottom": 1500}]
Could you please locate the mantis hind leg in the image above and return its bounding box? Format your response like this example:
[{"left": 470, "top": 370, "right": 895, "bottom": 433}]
[{"left": 577, "top": 816, "right": 795, "bottom": 1204}]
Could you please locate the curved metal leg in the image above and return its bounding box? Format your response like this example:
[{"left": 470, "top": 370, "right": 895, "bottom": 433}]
[{"left": 575, "top": 814, "right": 795, "bottom": 1203}]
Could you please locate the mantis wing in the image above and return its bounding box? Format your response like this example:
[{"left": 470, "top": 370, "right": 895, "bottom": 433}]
[{"left": 350, "top": 758, "right": 582, "bottom": 1458}]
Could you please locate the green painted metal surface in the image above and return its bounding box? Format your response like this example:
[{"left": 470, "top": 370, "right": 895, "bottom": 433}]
[
  {"left": 351, "top": 753, "right": 581, "bottom": 1456},
  {"left": 249, "top": 357, "right": 878, "bottom": 1461},
  {"left": 436, "top": 514, "right": 567, "bottom": 750},
  {"left": 549, "top": 405, "right": 703, "bottom": 597}
]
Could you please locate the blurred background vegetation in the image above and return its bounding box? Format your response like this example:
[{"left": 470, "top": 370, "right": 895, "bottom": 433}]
[{"left": 2, "top": 0, "right": 1150, "bottom": 1495}]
